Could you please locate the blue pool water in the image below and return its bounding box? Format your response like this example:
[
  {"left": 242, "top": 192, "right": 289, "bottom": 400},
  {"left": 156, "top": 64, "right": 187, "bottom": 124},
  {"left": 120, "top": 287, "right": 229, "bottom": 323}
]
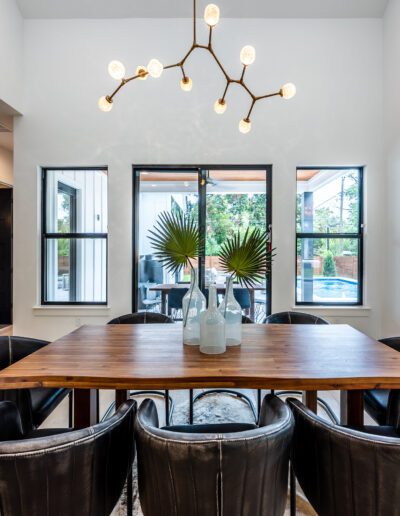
[{"left": 296, "top": 277, "right": 358, "bottom": 302}]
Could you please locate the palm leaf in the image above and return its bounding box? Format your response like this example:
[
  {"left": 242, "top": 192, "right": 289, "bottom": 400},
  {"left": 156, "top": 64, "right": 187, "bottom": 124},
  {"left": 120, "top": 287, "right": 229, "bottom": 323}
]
[
  {"left": 148, "top": 211, "right": 200, "bottom": 274},
  {"left": 218, "top": 228, "right": 276, "bottom": 287}
]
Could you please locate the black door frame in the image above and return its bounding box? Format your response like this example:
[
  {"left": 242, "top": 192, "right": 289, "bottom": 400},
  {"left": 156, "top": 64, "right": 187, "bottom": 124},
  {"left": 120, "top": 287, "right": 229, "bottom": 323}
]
[{"left": 132, "top": 165, "right": 273, "bottom": 316}]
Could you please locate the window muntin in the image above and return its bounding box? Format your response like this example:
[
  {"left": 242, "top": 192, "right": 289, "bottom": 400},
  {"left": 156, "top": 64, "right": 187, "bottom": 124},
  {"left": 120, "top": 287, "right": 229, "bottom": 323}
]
[
  {"left": 296, "top": 168, "right": 363, "bottom": 306},
  {"left": 42, "top": 168, "right": 107, "bottom": 304}
]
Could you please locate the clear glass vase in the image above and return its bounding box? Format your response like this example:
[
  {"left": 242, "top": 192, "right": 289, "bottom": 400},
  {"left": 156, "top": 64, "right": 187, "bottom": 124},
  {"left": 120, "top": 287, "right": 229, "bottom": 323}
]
[
  {"left": 182, "top": 268, "right": 206, "bottom": 345},
  {"left": 200, "top": 285, "right": 226, "bottom": 354},
  {"left": 219, "top": 276, "right": 242, "bottom": 346}
]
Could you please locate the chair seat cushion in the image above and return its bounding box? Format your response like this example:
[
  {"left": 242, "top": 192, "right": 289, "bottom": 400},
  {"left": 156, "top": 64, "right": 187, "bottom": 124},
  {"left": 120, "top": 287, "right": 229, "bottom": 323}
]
[
  {"left": 162, "top": 423, "right": 258, "bottom": 433},
  {"left": 30, "top": 388, "right": 71, "bottom": 427},
  {"left": 364, "top": 389, "right": 389, "bottom": 425}
]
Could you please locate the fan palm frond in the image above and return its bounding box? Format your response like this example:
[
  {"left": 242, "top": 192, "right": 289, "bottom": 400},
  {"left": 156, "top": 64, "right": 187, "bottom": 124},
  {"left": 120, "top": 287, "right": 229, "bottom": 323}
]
[
  {"left": 148, "top": 211, "right": 200, "bottom": 274},
  {"left": 218, "top": 228, "right": 275, "bottom": 287}
]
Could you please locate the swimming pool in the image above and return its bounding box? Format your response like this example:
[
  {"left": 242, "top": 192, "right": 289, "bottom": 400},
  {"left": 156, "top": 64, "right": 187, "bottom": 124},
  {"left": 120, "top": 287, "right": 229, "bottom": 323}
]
[{"left": 296, "top": 277, "right": 358, "bottom": 302}]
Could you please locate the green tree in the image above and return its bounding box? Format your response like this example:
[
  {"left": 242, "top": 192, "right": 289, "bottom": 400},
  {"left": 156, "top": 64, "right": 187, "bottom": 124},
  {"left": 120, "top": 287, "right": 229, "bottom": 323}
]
[{"left": 323, "top": 250, "right": 337, "bottom": 277}]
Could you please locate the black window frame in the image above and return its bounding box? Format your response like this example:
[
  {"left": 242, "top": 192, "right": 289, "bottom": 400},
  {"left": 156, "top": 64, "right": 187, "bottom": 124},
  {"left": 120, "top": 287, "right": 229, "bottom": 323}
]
[
  {"left": 295, "top": 166, "right": 364, "bottom": 307},
  {"left": 132, "top": 164, "right": 273, "bottom": 317},
  {"left": 41, "top": 166, "right": 108, "bottom": 306}
]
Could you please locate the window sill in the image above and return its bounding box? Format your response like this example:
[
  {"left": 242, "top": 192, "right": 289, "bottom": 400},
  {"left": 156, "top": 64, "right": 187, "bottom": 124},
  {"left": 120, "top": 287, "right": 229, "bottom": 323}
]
[
  {"left": 32, "top": 305, "right": 111, "bottom": 317},
  {"left": 291, "top": 306, "right": 371, "bottom": 317}
]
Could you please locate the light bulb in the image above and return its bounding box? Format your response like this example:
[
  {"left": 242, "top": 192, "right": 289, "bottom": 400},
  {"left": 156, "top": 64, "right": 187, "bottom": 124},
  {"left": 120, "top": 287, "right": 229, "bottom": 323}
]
[
  {"left": 239, "top": 118, "right": 251, "bottom": 134},
  {"left": 280, "top": 83, "right": 296, "bottom": 100},
  {"left": 108, "top": 60, "right": 125, "bottom": 80},
  {"left": 98, "top": 96, "right": 113, "bottom": 112},
  {"left": 204, "top": 4, "right": 220, "bottom": 26},
  {"left": 180, "top": 77, "right": 193, "bottom": 92},
  {"left": 147, "top": 58, "right": 163, "bottom": 78},
  {"left": 214, "top": 99, "right": 227, "bottom": 114},
  {"left": 136, "top": 66, "right": 148, "bottom": 80},
  {"left": 240, "top": 45, "right": 256, "bottom": 66}
]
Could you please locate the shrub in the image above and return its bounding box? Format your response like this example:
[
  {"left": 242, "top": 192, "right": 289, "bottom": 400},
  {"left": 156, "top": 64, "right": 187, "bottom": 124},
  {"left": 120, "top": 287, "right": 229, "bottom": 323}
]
[{"left": 323, "top": 250, "right": 337, "bottom": 277}]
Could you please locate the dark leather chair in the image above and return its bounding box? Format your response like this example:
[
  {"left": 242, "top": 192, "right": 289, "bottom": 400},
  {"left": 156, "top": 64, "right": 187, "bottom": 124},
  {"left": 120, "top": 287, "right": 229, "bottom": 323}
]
[
  {"left": 364, "top": 337, "right": 400, "bottom": 425},
  {"left": 0, "top": 399, "right": 136, "bottom": 516},
  {"left": 288, "top": 397, "right": 400, "bottom": 516},
  {"left": 0, "top": 336, "right": 72, "bottom": 433},
  {"left": 190, "top": 316, "right": 257, "bottom": 424},
  {"left": 233, "top": 288, "right": 251, "bottom": 311},
  {"left": 135, "top": 394, "right": 294, "bottom": 516},
  {"left": 262, "top": 312, "right": 337, "bottom": 423},
  {"left": 107, "top": 312, "right": 174, "bottom": 425},
  {"left": 108, "top": 312, "right": 173, "bottom": 324},
  {"left": 264, "top": 311, "right": 329, "bottom": 324}
]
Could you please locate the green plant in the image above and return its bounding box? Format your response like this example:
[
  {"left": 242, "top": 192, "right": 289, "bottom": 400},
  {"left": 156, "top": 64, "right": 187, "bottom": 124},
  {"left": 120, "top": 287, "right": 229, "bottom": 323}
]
[
  {"left": 218, "top": 227, "right": 275, "bottom": 287},
  {"left": 148, "top": 211, "right": 200, "bottom": 275},
  {"left": 323, "top": 250, "right": 337, "bottom": 277}
]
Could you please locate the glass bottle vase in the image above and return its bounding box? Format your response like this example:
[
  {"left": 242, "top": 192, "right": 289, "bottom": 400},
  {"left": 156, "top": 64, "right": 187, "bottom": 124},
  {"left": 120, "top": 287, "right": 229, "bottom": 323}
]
[
  {"left": 219, "top": 276, "right": 242, "bottom": 346},
  {"left": 200, "top": 285, "right": 226, "bottom": 354},
  {"left": 182, "top": 268, "right": 206, "bottom": 345}
]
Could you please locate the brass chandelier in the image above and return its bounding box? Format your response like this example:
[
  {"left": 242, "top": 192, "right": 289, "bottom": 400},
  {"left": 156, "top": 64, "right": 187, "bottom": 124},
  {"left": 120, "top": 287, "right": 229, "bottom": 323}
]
[{"left": 98, "top": 0, "right": 296, "bottom": 133}]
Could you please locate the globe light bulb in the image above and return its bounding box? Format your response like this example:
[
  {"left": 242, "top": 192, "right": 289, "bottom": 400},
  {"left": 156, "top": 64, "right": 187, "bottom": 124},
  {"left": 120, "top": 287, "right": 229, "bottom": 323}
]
[
  {"left": 98, "top": 96, "right": 113, "bottom": 112},
  {"left": 214, "top": 98, "right": 227, "bottom": 114},
  {"left": 108, "top": 60, "right": 125, "bottom": 80},
  {"left": 180, "top": 77, "right": 193, "bottom": 92},
  {"left": 239, "top": 118, "right": 251, "bottom": 134},
  {"left": 136, "top": 66, "right": 148, "bottom": 80},
  {"left": 147, "top": 58, "right": 164, "bottom": 78},
  {"left": 240, "top": 45, "right": 256, "bottom": 66},
  {"left": 204, "top": 4, "right": 220, "bottom": 26},
  {"left": 280, "top": 83, "right": 296, "bottom": 100}
]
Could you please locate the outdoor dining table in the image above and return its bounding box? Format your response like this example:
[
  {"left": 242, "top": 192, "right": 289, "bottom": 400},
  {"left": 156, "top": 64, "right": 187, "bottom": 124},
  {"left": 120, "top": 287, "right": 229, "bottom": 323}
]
[
  {"left": 0, "top": 323, "right": 400, "bottom": 429},
  {"left": 150, "top": 283, "right": 266, "bottom": 320}
]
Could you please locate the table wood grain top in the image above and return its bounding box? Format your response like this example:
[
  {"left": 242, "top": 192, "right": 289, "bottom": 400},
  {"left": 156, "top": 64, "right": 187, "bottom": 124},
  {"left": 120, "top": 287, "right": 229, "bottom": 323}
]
[{"left": 1, "top": 324, "right": 400, "bottom": 391}]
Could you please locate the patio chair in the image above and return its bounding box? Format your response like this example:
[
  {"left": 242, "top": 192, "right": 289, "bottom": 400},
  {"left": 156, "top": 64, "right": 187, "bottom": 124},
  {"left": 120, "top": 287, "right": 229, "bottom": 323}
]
[
  {"left": 0, "top": 336, "right": 72, "bottom": 434},
  {"left": 107, "top": 312, "right": 174, "bottom": 425},
  {"left": 135, "top": 394, "right": 294, "bottom": 516},
  {"left": 168, "top": 288, "right": 188, "bottom": 319},
  {"left": 0, "top": 399, "right": 136, "bottom": 516}
]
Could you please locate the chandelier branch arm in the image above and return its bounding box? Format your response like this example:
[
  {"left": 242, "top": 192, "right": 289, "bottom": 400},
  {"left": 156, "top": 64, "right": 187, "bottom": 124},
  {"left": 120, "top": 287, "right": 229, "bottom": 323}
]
[
  {"left": 208, "top": 26, "right": 213, "bottom": 48},
  {"left": 256, "top": 91, "right": 282, "bottom": 101}
]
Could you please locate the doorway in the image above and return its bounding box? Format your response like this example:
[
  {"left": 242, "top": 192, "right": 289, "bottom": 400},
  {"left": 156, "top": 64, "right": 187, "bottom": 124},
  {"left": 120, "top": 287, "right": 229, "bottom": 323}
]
[
  {"left": 132, "top": 166, "right": 272, "bottom": 322},
  {"left": 0, "top": 185, "right": 12, "bottom": 324}
]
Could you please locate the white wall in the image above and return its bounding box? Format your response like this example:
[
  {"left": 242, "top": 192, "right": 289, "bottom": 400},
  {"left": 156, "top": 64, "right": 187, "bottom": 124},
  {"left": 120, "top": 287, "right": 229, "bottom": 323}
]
[
  {"left": 0, "top": 0, "right": 24, "bottom": 112},
  {"left": 0, "top": 147, "right": 13, "bottom": 185},
  {"left": 383, "top": 0, "right": 400, "bottom": 336},
  {"left": 13, "top": 17, "right": 384, "bottom": 340}
]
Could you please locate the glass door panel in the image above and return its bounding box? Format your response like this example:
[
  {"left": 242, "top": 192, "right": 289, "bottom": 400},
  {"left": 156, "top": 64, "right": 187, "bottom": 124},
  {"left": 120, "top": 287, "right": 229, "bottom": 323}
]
[
  {"left": 205, "top": 169, "right": 270, "bottom": 321},
  {"left": 135, "top": 170, "right": 199, "bottom": 315}
]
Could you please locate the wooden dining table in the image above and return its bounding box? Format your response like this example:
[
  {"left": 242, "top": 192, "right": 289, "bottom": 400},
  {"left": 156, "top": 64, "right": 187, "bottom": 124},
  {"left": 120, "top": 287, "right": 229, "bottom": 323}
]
[{"left": 0, "top": 323, "right": 400, "bottom": 429}]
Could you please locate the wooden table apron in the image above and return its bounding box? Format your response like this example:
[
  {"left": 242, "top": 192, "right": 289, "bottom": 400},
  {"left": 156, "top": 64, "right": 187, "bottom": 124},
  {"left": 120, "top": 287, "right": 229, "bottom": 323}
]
[{"left": 1, "top": 324, "right": 400, "bottom": 429}]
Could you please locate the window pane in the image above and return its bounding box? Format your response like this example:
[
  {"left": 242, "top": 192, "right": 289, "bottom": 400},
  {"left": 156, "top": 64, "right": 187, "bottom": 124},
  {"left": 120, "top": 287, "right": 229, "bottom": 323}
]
[
  {"left": 296, "top": 169, "right": 359, "bottom": 233},
  {"left": 45, "top": 238, "right": 106, "bottom": 302},
  {"left": 45, "top": 169, "right": 108, "bottom": 233},
  {"left": 296, "top": 237, "right": 359, "bottom": 303}
]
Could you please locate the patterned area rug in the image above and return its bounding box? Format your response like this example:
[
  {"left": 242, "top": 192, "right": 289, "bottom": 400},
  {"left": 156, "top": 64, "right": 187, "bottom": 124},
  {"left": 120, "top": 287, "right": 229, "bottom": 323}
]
[{"left": 112, "top": 391, "right": 316, "bottom": 515}]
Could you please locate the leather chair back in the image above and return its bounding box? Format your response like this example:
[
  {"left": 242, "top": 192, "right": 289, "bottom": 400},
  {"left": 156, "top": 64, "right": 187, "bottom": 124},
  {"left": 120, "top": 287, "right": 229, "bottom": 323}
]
[
  {"left": 135, "top": 394, "right": 294, "bottom": 516},
  {"left": 0, "top": 400, "right": 136, "bottom": 516},
  {"left": 288, "top": 398, "right": 400, "bottom": 516},
  {"left": 264, "top": 311, "right": 329, "bottom": 324},
  {"left": 108, "top": 312, "right": 173, "bottom": 324}
]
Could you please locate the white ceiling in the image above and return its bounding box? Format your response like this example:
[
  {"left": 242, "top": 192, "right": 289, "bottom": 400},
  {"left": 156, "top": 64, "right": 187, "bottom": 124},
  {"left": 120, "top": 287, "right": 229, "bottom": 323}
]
[{"left": 16, "top": 0, "right": 388, "bottom": 19}]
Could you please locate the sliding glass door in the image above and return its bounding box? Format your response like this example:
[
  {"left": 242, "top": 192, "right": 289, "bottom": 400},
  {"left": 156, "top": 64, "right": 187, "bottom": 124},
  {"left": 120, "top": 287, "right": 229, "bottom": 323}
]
[{"left": 133, "top": 166, "right": 272, "bottom": 321}]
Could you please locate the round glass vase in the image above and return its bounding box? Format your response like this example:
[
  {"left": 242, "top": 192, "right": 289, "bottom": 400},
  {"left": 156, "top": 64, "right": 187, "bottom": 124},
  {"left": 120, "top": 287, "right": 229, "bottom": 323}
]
[
  {"left": 199, "top": 285, "right": 226, "bottom": 355},
  {"left": 182, "top": 268, "right": 206, "bottom": 345},
  {"left": 219, "top": 276, "right": 242, "bottom": 346}
]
